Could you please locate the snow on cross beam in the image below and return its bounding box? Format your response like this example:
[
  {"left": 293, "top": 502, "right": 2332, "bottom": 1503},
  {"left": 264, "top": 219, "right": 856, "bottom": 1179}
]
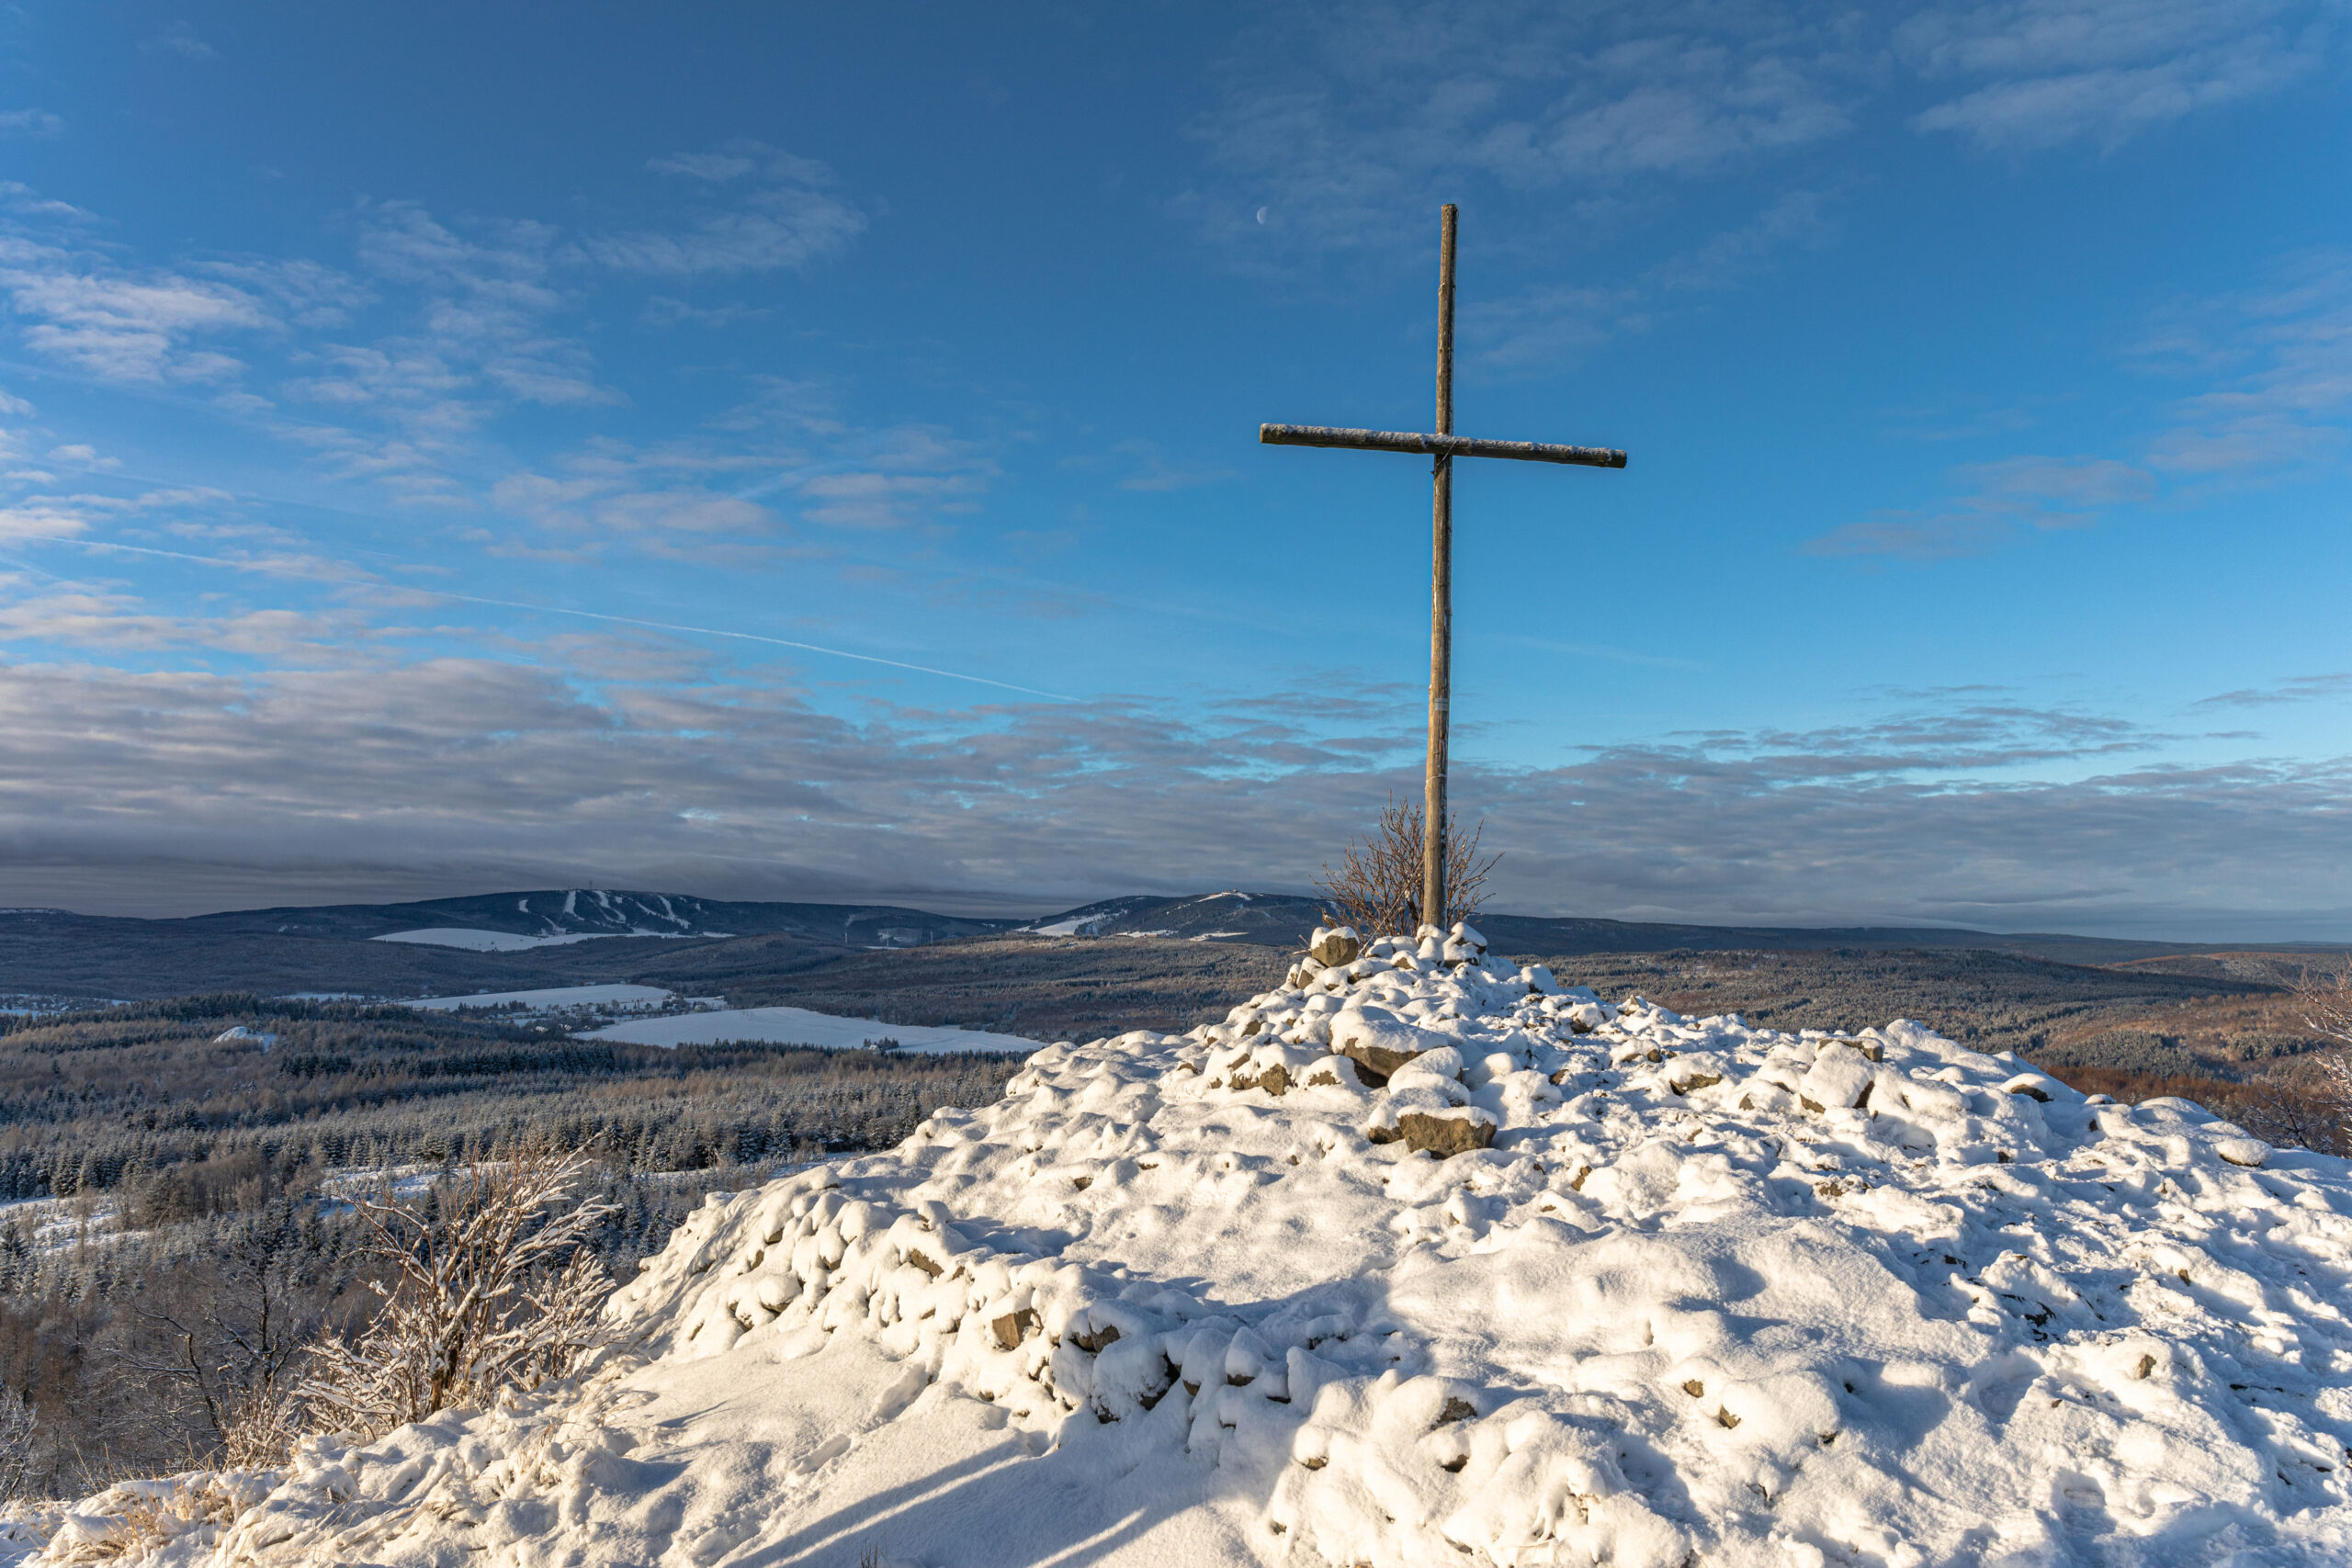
[{"left": 1260, "top": 204, "right": 1628, "bottom": 931}]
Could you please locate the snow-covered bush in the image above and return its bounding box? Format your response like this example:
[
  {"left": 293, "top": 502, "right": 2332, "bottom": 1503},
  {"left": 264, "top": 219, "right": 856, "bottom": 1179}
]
[
  {"left": 299, "top": 1143, "right": 616, "bottom": 1441},
  {"left": 217, "top": 1382, "right": 303, "bottom": 1472},
  {"left": 27, "top": 1471, "right": 274, "bottom": 1564},
  {"left": 2281, "top": 960, "right": 2352, "bottom": 1147}
]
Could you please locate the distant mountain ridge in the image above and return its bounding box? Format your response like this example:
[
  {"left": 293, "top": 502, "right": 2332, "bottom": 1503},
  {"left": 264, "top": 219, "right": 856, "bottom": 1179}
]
[
  {"left": 1, "top": 887, "right": 2325, "bottom": 1009},
  {"left": 35, "top": 886, "right": 2316, "bottom": 964},
  {"left": 1020, "top": 891, "right": 1318, "bottom": 945},
  {"left": 169, "top": 889, "right": 1016, "bottom": 949},
  {"left": 1012, "top": 891, "right": 2263, "bottom": 966}
]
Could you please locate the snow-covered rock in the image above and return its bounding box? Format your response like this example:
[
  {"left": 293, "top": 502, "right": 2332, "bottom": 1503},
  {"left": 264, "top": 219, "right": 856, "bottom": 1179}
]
[{"left": 47, "top": 947, "right": 2352, "bottom": 1566}]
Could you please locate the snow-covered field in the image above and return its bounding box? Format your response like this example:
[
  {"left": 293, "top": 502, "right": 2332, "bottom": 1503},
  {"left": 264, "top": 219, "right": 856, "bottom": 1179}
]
[
  {"left": 391, "top": 986, "right": 1025, "bottom": 1050},
  {"left": 20, "top": 925, "right": 2352, "bottom": 1566},
  {"left": 584, "top": 1005, "right": 1039, "bottom": 1055},
  {"left": 0, "top": 1194, "right": 129, "bottom": 1258},
  {"left": 402, "top": 984, "right": 693, "bottom": 1013}
]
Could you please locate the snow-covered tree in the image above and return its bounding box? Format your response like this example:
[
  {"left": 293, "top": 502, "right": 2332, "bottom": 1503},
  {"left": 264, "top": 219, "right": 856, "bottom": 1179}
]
[
  {"left": 2288, "top": 960, "right": 2352, "bottom": 1143},
  {"left": 0, "top": 1383, "right": 34, "bottom": 1503},
  {"left": 300, "top": 1143, "right": 616, "bottom": 1441}
]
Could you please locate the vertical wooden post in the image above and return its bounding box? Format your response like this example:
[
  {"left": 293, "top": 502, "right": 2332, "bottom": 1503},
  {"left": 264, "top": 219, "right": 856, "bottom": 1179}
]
[{"left": 1422, "top": 204, "right": 1455, "bottom": 936}]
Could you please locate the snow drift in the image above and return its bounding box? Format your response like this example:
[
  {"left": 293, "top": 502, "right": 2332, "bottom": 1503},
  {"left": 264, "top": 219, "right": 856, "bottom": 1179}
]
[{"left": 26, "top": 926, "right": 2352, "bottom": 1565}]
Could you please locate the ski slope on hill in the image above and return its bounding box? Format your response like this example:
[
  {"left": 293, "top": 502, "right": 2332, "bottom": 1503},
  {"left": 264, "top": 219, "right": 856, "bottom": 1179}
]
[{"left": 23, "top": 927, "right": 2352, "bottom": 1566}]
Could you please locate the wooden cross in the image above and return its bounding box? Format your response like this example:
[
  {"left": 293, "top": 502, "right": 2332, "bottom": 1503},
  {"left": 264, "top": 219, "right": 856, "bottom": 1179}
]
[{"left": 1261, "top": 205, "right": 1628, "bottom": 935}]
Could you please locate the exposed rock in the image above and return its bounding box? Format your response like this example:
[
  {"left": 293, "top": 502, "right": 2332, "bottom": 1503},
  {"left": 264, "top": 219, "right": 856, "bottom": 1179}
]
[
  {"left": 1308, "top": 925, "right": 1362, "bottom": 967},
  {"left": 1330, "top": 1003, "right": 1434, "bottom": 1081},
  {"left": 1391, "top": 1111, "right": 1494, "bottom": 1157},
  {"left": 990, "top": 1306, "right": 1039, "bottom": 1350},
  {"left": 1798, "top": 1043, "right": 1875, "bottom": 1113},
  {"left": 2215, "top": 1137, "right": 2270, "bottom": 1168}
]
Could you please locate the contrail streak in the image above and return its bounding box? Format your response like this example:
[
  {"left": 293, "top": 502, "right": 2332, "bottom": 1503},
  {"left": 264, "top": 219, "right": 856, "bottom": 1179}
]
[{"left": 0, "top": 533, "right": 1078, "bottom": 702}]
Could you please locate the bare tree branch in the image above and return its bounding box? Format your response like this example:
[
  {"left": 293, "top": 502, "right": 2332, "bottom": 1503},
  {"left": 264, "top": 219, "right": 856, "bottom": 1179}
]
[
  {"left": 2289, "top": 958, "right": 2352, "bottom": 1047},
  {"left": 300, "top": 1141, "right": 616, "bottom": 1443},
  {"left": 1314, "top": 795, "right": 1500, "bottom": 938}
]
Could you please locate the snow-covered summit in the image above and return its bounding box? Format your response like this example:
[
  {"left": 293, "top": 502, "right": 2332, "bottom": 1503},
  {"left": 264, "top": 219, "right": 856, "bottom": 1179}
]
[{"left": 53, "top": 926, "right": 2352, "bottom": 1565}]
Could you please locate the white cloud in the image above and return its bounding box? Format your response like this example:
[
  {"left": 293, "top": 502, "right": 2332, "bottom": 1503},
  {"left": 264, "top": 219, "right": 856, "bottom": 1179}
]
[
  {"left": 0, "top": 650, "right": 2342, "bottom": 936},
  {"left": 648, "top": 152, "right": 758, "bottom": 183},
  {"left": 264, "top": 200, "right": 616, "bottom": 492},
  {"left": 1902, "top": 0, "right": 2334, "bottom": 150},
  {"left": 589, "top": 148, "right": 865, "bottom": 276},
  {"left": 0, "top": 584, "right": 360, "bottom": 659},
  {"left": 1804, "top": 453, "right": 2157, "bottom": 558},
  {"left": 1185, "top": 2, "right": 1867, "bottom": 260},
  {"left": 0, "top": 496, "right": 98, "bottom": 545},
  {"left": 1439, "top": 188, "right": 1824, "bottom": 381},
  {"left": 1961, "top": 454, "right": 2157, "bottom": 505},
  {"left": 1802, "top": 510, "right": 2020, "bottom": 560},
  {"left": 0, "top": 150, "right": 877, "bottom": 505},
  {"left": 0, "top": 238, "right": 270, "bottom": 383},
  {"left": 1812, "top": 247, "right": 2352, "bottom": 559},
  {"left": 642, "top": 296, "right": 770, "bottom": 329},
  {"left": 44, "top": 444, "right": 121, "bottom": 472},
  {"left": 1060, "top": 438, "right": 1238, "bottom": 493},
  {"left": 1465, "top": 281, "right": 1648, "bottom": 378},
  {"left": 198, "top": 256, "right": 373, "bottom": 328},
  {"left": 0, "top": 485, "right": 233, "bottom": 546},
  {"left": 0, "top": 183, "right": 91, "bottom": 221},
  {"left": 1185, "top": 2, "right": 2335, "bottom": 269},
  {"left": 2198, "top": 671, "right": 2352, "bottom": 708},
  {"left": 2143, "top": 252, "right": 2352, "bottom": 475},
  {"left": 583, "top": 189, "right": 865, "bottom": 276},
  {"left": 141, "top": 21, "right": 218, "bottom": 62},
  {"left": 0, "top": 110, "right": 62, "bottom": 140},
  {"left": 487, "top": 387, "right": 999, "bottom": 558},
  {"left": 489, "top": 469, "right": 786, "bottom": 559}
]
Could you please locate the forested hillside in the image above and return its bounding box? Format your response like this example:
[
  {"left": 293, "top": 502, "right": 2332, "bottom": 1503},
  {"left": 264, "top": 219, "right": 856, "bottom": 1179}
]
[{"left": 0, "top": 997, "right": 1020, "bottom": 1495}]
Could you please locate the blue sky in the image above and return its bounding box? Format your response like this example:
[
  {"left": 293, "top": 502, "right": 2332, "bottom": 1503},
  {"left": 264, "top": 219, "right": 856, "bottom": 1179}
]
[{"left": 0, "top": 1, "right": 2347, "bottom": 935}]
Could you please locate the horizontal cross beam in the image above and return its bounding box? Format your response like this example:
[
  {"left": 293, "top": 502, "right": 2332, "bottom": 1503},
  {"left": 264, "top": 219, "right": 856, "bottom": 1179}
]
[{"left": 1260, "top": 423, "right": 1626, "bottom": 469}]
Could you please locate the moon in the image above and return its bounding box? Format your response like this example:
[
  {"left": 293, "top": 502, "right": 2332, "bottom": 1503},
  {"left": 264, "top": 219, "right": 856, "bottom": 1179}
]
[{"left": 1255, "top": 206, "right": 1268, "bottom": 224}]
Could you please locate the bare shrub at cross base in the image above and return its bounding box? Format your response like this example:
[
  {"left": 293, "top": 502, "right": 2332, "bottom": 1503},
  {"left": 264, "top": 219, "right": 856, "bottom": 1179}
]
[
  {"left": 1314, "top": 795, "right": 1499, "bottom": 938},
  {"left": 300, "top": 1142, "right": 617, "bottom": 1442}
]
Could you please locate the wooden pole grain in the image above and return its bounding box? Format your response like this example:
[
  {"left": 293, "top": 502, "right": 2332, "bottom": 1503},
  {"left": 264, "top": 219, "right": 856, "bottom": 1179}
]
[
  {"left": 1257, "top": 425, "right": 1625, "bottom": 468},
  {"left": 1423, "top": 204, "right": 1456, "bottom": 936}
]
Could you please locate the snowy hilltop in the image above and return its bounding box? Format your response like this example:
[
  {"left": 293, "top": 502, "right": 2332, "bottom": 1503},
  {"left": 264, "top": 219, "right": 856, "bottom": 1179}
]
[{"left": 21, "top": 924, "right": 2352, "bottom": 1566}]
